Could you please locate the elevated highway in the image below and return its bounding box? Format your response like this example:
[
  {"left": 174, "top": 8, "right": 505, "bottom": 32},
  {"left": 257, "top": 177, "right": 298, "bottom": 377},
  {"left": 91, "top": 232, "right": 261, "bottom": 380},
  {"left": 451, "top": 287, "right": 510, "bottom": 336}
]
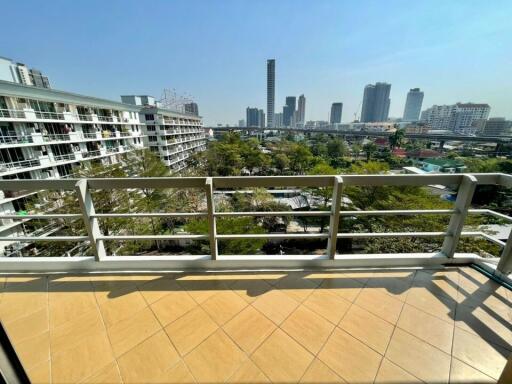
[{"left": 206, "top": 126, "right": 512, "bottom": 144}]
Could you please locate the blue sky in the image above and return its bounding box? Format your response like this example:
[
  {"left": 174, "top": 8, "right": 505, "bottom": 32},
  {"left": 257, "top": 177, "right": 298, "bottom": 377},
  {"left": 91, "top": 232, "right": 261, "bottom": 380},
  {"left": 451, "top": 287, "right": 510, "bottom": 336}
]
[{"left": 1, "top": 0, "right": 511, "bottom": 125}]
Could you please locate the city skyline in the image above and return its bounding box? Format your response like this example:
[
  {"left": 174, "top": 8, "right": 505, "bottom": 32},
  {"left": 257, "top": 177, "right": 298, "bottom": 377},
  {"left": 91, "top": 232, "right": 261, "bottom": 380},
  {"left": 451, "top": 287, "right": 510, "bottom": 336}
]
[{"left": 0, "top": 0, "right": 510, "bottom": 125}]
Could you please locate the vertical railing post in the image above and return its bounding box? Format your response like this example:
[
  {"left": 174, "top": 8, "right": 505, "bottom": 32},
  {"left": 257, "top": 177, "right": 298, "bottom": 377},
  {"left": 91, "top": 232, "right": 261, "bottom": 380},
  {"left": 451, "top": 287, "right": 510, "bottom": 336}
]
[
  {"left": 497, "top": 228, "right": 512, "bottom": 275},
  {"left": 75, "top": 179, "right": 105, "bottom": 261},
  {"left": 205, "top": 177, "right": 218, "bottom": 260},
  {"left": 441, "top": 174, "right": 477, "bottom": 258},
  {"left": 497, "top": 173, "right": 512, "bottom": 275},
  {"left": 327, "top": 176, "right": 344, "bottom": 259}
]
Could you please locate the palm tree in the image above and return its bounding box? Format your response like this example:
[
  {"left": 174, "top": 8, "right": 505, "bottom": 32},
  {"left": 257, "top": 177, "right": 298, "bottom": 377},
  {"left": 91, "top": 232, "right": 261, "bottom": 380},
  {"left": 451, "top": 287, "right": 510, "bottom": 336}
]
[
  {"left": 389, "top": 128, "right": 405, "bottom": 149},
  {"left": 363, "top": 142, "right": 378, "bottom": 161}
]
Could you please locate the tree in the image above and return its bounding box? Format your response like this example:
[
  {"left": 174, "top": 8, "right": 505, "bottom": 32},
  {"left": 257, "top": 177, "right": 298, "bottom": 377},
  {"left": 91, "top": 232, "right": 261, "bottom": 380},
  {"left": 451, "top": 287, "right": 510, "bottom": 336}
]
[
  {"left": 273, "top": 153, "right": 290, "bottom": 174},
  {"left": 186, "top": 217, "right": 266, "bottom": 255},
  {"left": 363, "top": 142, "right": 378, "bottom": 161},
  {"left": 307, "top": 162, "right": 338, "bottom": 232},
  {"left": 124, "top": 149, "right": 172, "bottom": 250},
  {"left": 389, "top": 128, "right": 405, "bottom": 149},
  {"left": 208, "top": 142, "right": 243, "bottom": 176},
  {"left": 289, "top": 143, "right": 314, "bottom": 174}
]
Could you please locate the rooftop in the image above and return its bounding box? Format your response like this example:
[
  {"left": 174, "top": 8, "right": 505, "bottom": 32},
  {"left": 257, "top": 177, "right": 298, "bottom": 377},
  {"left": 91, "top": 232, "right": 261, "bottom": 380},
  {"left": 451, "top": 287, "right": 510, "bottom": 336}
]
[{"left": 1, "top": 266, "right": 510, "bottom": 383}]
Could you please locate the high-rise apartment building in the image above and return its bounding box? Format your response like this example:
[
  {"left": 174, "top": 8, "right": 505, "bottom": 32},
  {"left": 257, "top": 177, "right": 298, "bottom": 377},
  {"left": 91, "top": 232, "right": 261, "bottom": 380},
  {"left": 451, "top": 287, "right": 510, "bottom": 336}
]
[
  {"left": 421, "top": 103, "right": 491, "bottom": 134},
  {"left": 420, "top": 104, "right": 455, "bottom": 131},
  {"left": 403, "top": 88, "right": 424, "bottom": 121},
  {"left": 258, "top": 109, "right": 265, "bottom": 128},
  {"left": 123, "top": 96, "right": 205, "bottom": 171},
  {"left": 481, "top": 118, "right": 512, "bottom": 137},
  {"left": 266, "top": 59, "right": 275, "bottom": 128},
  {"left": 361, "top": 82, "right": 391, "bottom": 122},
  {"left": 184, "top": 102, "right": 199, "bottom": 116},
  {"left": 0, "top": 57, "right": 51, "bottom": 88},
  {"left": 297, "top": 94, "right": 306, "bottom": 126},
  {"left": 283, "top": 96, "right": 296, "bottom": 127},
  {"left": 246, "top": 107, "right": 260, "bottom": 127},
  {"left": 273, "top": 113, "right": 283, "bottom": 128},
  {"left": 330, "top": 102, "right": 343, "bottom": 124},
  {"left": 0, "top": 80, "right": 204, "bottom": 255},
  {"left": 238, "top": 119, "right": 245, "bottom": 127}
]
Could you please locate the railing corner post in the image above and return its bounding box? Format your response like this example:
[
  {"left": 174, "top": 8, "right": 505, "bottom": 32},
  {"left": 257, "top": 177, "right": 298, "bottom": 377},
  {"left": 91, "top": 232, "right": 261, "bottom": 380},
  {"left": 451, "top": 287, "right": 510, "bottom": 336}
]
[
  {"left": 441, "top": 174, "right": 477, "bottom": 259},
  {"left": 327, "top": 176, "right": 344, "bottom": 259},
  {"left": 75, "top": 179, "right": 105, "bottom": 261},
  {"left": 205, "top": 177, "right": 218, "bottom": 260}
]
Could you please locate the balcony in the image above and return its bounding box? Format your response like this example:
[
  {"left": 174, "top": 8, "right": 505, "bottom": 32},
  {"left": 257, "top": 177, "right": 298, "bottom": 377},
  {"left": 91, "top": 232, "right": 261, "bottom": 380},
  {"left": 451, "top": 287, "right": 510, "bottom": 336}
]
[
  {"left": 0, "top": 174, "right": 510, "bottom": 383},
  {"left": 0, "top": 108, "right": 26, "bottom": 119}
]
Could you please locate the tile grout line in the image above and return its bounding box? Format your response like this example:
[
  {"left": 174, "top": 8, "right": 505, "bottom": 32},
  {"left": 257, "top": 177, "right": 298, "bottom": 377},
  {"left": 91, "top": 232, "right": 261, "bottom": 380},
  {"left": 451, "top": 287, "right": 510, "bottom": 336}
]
[
  {"left": 167, "top": 278, "right": 250, "bottom": 382},
  {"left": 137, "top": 276, "right": 196, "bottom": 381},
  {"left": 297, "top": 275, "right": 369, "bottom": 383},
  {"left": 89, "top": 277, "right": 126, "bottom": 384},
  {"left": 371, "top": 270, "right": 419, "bottom": 384},
  {"left": 241, "top": 275, "right": 314, "bottom": 382},
  {"left": 46, "top": 276, "right": 52, "bottom": 384},
  {"left": 447, "top": 269, "right": 461, "bottom": 384}
]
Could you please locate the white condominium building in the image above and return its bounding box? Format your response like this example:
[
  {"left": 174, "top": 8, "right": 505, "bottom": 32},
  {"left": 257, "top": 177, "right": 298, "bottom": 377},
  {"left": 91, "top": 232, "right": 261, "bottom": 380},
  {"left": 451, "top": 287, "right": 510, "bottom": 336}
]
[
  {"left": 421, "top": 103, "right": 490, "bottom": 135},
  {"left": 141, "top": 108, "right": 205, "bottom": 172},
  {"left": 0, "top": 81, "right": 205, "bottom": 256}
]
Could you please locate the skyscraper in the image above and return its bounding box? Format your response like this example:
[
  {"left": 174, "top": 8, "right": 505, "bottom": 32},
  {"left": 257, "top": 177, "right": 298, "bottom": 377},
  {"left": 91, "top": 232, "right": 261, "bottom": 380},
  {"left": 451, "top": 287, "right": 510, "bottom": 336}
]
[
  {"left": 330, "top": 102, "right": 343, "bottom": 124},
  {"left": 297, "top": 94, "right": 306, "bottom": 126},
  {"left": 267, "top": 59, "right": 275, "bottom": 128},
  {"left": 283, "top": 96, "right": 296, "bottom": 127},
  {"left": 246, "top": 107, "right": 260, "bottom": 127},
  {"left": 403, "top": 88, "right": 424, "bottom": 121},
  {"left": 258, "top": 109, "right": 266, "bottom": 128},
  {"left": 184, "top": 102, "right": 199, "bottom": 116},
  {"left": 0, "top": 56, "right": 51, "bottom": 88},
  {"left": 361, "top": 82, "right": 391, "bottom": 122}
]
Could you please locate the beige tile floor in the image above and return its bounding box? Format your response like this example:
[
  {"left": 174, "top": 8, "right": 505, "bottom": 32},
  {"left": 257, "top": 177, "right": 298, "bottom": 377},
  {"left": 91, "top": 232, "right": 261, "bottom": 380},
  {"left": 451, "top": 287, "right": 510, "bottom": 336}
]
[{"left": 0, "top": 266, "right": 510, "bottom": 383}]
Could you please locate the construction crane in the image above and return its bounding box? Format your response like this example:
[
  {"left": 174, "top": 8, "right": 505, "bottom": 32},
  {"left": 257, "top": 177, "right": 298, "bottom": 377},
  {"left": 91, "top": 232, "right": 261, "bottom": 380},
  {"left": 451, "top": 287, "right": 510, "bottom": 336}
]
[
  {"left": 353, "top": 100, "right": 362, "bottom": 122},
  {"left": 158, "top": 88, "right": 194, "bottom": 113}
]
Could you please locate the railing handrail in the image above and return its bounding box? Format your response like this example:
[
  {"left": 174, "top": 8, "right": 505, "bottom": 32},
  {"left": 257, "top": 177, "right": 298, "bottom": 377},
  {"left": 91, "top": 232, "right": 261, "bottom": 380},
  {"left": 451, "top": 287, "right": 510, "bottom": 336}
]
[
  {"left": 0, "top": 173, "right": 506, "bottom": 190},
  {"left": 0, "top": 173, "right": 510, "bottom": 275}
]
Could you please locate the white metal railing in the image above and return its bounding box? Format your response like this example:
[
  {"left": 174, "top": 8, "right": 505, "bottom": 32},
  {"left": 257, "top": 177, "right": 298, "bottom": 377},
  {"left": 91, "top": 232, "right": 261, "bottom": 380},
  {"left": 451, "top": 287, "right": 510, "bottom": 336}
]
[
  {"left": 53, "top": 153, "right": 76, "bottom": 161},
  {"left": 82, "top": 150, "right": 101, "bottom": 158},
  {"left": 97, "top": 115, "right": 114, "bottom": 122},
  {"left": 0, "top": 109, "right": 26, "bottom": 119},
  {"left": 0, "top": 173, "right": 511, "bottom": 274},
  {"left": 35, "top": 111, "right": 64, "bottom": 120},
  {"left": 43, "top": 133, "right": 71, "bottom": 142},
  {"left": 77, "top": 114, "right": 93, "bottom": 121},
  {"left": 0, "top": 135, "right": 33, "bottom": 144},
  {"left": 0, "top": 159, "right": 40, "bottom": 171}
]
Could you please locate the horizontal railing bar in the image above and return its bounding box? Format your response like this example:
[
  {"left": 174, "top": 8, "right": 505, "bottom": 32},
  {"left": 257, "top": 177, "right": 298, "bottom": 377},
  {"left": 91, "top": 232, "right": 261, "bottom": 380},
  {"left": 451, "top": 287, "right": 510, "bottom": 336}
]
[
  {"left": 337, "top": 232, "right": 447, "bottom": 238},
  {"left": 0, "top": 214, "right": 82, "bottom": 219},
  {"left": 91, "top": 213, "right": 207, "bottom": 218},
  {"left": 212, "top": 176, "right": 333, "bottom": 188},
  {"left": 0, "top": 173, "right": 505, "bottom": 192},
  {"left": 461, "top": 231, "right": 506, "bottom": 247},
  {"left": 216, "top": 233, "right": 329, "bottom": 239},
  {"left": 0, "top": 236, "right": 88, "bottom": 241},
  {"left": 214, "top": 211, "right": 330, "bottom": 217},
  {"left": 86, "top": 178, "right": 207, "bottom": 189},
  {"left": 97, "top": 235, "right": 208, "bottom": 240},
  {"left": 468, "top": 209, "right": 512, "bottom": 222},
  {"left": 339, "top": 209, "right": 455, "bottom": 216}
]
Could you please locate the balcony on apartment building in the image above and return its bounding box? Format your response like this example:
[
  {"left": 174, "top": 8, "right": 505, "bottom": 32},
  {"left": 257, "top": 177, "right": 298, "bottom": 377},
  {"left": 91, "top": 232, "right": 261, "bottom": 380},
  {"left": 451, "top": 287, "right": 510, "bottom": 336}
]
[
  {"left": 0, "top": 130, "right": 141, "bottom": 150},
  {"left": 0, "top": 108, "right": 139, "bottom": 125},
  {"left": 0, "top": 173, "right": 511, "bottom": 383}
]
